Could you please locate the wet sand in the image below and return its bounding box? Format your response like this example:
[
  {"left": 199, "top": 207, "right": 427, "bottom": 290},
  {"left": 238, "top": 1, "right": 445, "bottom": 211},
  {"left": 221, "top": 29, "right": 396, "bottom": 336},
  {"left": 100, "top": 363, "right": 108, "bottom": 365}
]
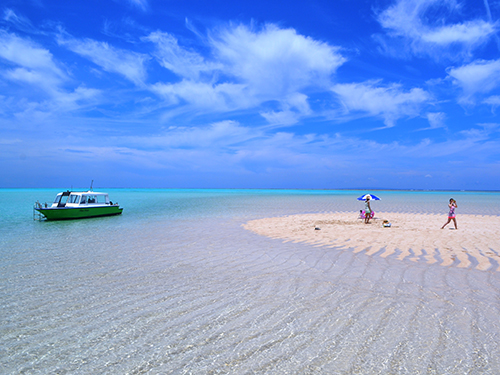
[{"left": 244, "top": 211, "right": 500, "bottom": 271}]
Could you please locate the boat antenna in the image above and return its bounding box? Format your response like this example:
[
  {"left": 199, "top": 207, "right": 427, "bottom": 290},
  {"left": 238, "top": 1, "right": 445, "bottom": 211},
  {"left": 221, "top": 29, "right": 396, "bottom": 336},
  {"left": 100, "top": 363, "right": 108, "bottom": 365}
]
[{"left": 90, "top": 180, "right": 94, "bottom": 192}]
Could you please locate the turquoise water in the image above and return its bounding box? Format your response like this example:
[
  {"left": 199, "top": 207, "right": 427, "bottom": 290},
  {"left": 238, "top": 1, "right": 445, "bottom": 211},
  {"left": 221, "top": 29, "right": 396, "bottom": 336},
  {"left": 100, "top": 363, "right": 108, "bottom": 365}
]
[
  {"left": 1, "top": 189, "right": 500, "bottom": 373},
  {"left": 2, "top": 188, "right": 497, "bottom": 230},
  {"left": 1, "top": 188, "right": 498, "bottom": 249}
]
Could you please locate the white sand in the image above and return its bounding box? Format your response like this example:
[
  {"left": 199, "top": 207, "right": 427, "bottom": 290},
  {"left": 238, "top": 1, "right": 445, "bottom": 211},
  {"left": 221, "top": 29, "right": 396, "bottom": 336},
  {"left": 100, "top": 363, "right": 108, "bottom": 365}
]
[{"left": 243, "top": 212, "right": 500, "bottom": 271}]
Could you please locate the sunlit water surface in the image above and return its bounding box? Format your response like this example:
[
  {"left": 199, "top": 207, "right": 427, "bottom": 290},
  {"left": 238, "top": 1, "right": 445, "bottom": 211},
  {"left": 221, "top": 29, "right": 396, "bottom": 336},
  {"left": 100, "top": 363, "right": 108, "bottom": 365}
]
[{"left": 1, "top": 189, "right": 500, "bottom": 374}]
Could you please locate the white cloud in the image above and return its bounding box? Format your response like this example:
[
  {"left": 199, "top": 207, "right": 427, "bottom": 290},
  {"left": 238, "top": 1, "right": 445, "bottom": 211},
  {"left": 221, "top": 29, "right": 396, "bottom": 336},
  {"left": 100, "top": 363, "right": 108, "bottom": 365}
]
[
  {"left": 2, "top": 9, "right": 39, "bottom": 34},
  {"left": 91, "top": 118, "right": 500, "bottom": 176},
  {"left": 55, "top": 120, "right": 264, "bottom": 172},
  {"left": 144, "top": 31, "right": 219, "bottom": 80},
  {"left": 484, "top": 95, "right": 500, "bottom": 109},
  {"left": 90, "top": 121, "right": 334, "bottom": 172},
  {"left": 118, "top": 0, "right": 148, "bottom": 11},
  {"left": 147, "top": 23, "right": 345, "bottom": 125},
  {"left": 376, "top": 0, "right": 497, "bottom": 59},
  {"left": 0, "top": 30, "right": 66, "bottom": 98},
  {"left": 130, "top": 0, "right": 148, "bottom": 11},
  {"left": 210, "top": 23, "right": 345, "bottom": 98},
  {"left": 260, "top": 110, "right": 301, "bottom": 127},
  {"left": 4, "top": 67, "right": 62, "bottom": 95},
  {"left": 57, "top": 34, "right": 149, "bottom": 86},
  {"left": 53, "top": 86, "right": 102, "bottom": 111},
  {"left": 331, "top": 81, "right": 431, "bottom": 127},
  {"left": 422, "top": 21, "right": 495, "bottom": 45},
  {"left": 153, "top": 120, "right": 259, "bottom": 149},
  {"left": 378, "top": 0, "right": 455, "bottom": 38},
  {"left": 0, "top": 30, "right": 101, "bottom": 117},
  {"left": 447, "top": 59, "right": 500, "bottom": 103},
  {"left": 260, "top": 93, "right": 311, "bottom": 126},
  {"left": 425, "top": 112, "right": 446, "bottom": 129},
  {"left": 151, "top": 80, "right": 249, "bottom": 111},
  {"left": 0, "top": 30, "right": 66, "bottom": 80}
]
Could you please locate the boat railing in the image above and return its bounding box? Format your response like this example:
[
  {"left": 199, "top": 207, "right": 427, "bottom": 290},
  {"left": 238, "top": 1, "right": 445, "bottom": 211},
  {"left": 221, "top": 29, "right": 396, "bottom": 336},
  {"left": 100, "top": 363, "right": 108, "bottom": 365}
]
[{"left": 33, "top": 201, "right": 48, "bottom": 221}]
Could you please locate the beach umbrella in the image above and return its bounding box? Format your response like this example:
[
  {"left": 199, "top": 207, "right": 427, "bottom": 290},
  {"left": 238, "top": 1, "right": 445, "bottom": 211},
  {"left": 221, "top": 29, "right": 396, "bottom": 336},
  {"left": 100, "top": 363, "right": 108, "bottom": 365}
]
[{"left": 357, "top": 194, "right": 381, "bottom": 201}]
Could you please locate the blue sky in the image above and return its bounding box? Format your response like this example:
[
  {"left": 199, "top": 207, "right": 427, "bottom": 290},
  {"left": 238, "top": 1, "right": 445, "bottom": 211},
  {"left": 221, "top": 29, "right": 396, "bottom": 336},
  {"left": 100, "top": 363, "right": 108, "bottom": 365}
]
[{"left": 1, "top": 0, "right": 499, "bottom": 189}]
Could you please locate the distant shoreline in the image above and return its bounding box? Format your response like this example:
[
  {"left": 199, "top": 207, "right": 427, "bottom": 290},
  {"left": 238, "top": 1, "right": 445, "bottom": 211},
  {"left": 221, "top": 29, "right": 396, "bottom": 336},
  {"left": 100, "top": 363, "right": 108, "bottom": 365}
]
[{"left": 1, "top": 187, "right": 500, "bottom": 193}]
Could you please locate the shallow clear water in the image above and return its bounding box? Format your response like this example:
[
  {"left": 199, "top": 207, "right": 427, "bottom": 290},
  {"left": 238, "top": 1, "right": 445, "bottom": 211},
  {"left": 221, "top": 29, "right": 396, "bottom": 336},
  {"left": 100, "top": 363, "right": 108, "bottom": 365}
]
[{"left": 1, "top": 189, "right": 500, "bottom": 374}]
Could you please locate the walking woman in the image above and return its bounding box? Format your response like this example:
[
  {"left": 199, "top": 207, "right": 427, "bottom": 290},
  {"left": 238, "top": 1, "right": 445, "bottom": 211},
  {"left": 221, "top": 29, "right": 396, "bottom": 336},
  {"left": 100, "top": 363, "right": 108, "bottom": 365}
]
[
  {"left": 441, "top": 198, "right": 458, "bottom": 229},
  {"left": 364, "top": 196, "right": 372, "bottom": 224}
]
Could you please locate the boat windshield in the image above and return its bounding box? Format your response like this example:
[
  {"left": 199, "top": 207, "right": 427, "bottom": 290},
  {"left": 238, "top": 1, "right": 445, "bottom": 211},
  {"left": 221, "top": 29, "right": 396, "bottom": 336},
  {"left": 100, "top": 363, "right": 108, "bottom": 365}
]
[{"left": 53, "top": 191, "right": 71, "bottom": 207}]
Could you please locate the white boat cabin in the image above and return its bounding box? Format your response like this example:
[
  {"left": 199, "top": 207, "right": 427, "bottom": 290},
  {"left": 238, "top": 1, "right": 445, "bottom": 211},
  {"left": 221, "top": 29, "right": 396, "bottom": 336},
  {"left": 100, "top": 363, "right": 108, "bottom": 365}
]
[{"left": 52, "top": 191, "right": 113, "bottom": 208}]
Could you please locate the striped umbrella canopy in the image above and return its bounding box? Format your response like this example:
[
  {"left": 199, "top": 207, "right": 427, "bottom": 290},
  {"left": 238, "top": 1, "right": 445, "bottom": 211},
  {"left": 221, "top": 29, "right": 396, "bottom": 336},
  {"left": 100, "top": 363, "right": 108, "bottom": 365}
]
[{"left": 357, "top": 194, "right": 381, "bottom": 201}]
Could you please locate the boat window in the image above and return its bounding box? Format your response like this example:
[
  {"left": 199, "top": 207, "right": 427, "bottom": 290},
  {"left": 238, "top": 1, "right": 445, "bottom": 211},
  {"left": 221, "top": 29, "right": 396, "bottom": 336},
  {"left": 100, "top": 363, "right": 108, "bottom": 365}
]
[
  {"left": 53, "top": 194, "right": 62, "bottom": 203},
  {"left": 68, "top": 195, "right": 81, "bottom": 204},
  {"left": 81, "top": 195, "right": 87, "bottom": 204},
  {"left": 85, "top": 195, "right": 106, "bottom": 204}
]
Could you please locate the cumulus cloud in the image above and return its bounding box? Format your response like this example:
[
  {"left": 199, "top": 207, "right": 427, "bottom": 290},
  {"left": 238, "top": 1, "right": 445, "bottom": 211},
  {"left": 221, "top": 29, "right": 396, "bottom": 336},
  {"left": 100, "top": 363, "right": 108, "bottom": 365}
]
[
  {"left": 376, "top": 0, "right": 497, "bottom": 60},
  {"left": 57, "top": 33, "right": 149, "bottom": 86},
  {"left": 210, "top": 24, "right": 345, "bottom": 98},
  {"left": 331, "top": 80, "right": 431, "bottom": 128},
  {"left": 146, "top": 23, "right": 345, "bottom": 124}
]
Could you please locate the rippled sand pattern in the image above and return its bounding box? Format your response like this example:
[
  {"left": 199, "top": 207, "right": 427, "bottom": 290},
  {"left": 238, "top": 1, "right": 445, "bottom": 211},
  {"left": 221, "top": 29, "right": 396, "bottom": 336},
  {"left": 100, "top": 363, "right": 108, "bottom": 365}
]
[
  {"left": 3, "top": 189, "right": 500, "bottom": 374},
  {"left": 244, "top": 212, "right": 500, "bottom": 271}
]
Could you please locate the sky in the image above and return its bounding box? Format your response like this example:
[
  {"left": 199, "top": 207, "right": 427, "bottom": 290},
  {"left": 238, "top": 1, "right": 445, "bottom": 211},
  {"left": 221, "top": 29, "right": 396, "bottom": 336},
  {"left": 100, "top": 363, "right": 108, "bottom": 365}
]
[{"left": 1, "top": 0, "right": 500, "bottom": 190}]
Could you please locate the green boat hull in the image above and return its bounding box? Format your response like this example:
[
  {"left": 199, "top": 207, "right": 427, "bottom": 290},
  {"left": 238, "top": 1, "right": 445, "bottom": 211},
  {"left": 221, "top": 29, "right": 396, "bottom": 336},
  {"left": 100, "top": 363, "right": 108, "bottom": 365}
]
[{"left": 36, "top": 206, "right": 123, "bottom": 221}]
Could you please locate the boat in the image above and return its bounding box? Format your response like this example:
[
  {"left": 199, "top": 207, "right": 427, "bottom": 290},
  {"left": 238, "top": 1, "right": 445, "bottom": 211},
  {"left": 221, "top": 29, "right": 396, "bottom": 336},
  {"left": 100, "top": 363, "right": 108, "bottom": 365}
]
[{"left": 34, "top": 190, "right": 123, "bottom": 221}]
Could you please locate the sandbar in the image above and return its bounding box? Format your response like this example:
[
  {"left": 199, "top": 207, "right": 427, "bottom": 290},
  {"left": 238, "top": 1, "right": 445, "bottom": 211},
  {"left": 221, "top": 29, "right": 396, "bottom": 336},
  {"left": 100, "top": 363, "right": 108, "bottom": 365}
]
[{"left": 243, "top": 212, "right": 500, "bottom": 271}]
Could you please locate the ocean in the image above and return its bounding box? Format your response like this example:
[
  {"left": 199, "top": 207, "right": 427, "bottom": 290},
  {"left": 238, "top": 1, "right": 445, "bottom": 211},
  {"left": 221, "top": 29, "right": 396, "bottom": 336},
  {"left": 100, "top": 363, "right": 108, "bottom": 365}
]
[{"left": 1, "top": 189, "right": 500, "bottom": 374}]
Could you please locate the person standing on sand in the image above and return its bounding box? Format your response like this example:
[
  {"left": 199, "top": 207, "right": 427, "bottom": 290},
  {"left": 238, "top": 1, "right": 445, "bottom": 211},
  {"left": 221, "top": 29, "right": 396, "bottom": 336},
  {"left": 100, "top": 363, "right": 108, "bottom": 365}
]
[
  {"left": 441, "top": 198, "right": 458, "bottom": 229},
  {"left": 364, "top": 196, "right": 372, "bottom": 224}
]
